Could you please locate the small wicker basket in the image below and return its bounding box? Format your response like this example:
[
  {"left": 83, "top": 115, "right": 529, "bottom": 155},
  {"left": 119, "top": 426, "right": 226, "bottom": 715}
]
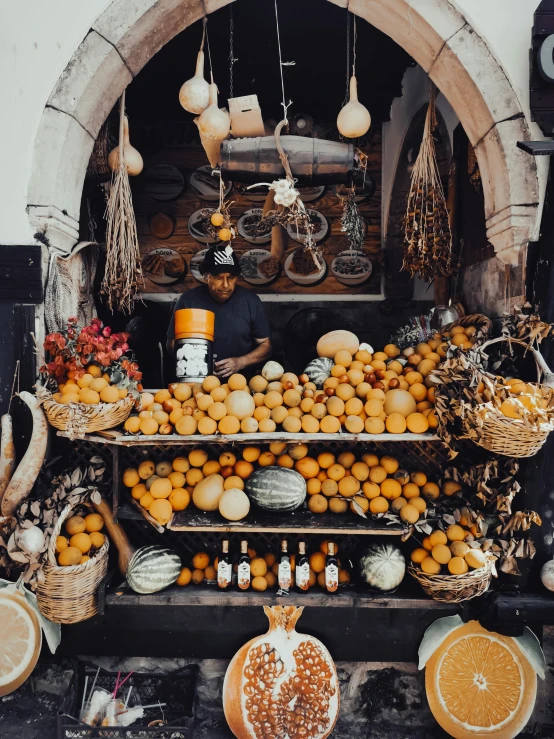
[
  {"left": 37, "top": 386, "right": 134, "bottom": 438},
  {"left": 36, "top": 503, "right": 109, "bottom": 624},
  {"left": 443, "top": 313, "right": 492, "bottom": 346},
  {"left": 463, "top": 337, "right": 554, "bottom": 458},
  {"left": 409, "top": 559, "right": 494, "bottom": 603}
]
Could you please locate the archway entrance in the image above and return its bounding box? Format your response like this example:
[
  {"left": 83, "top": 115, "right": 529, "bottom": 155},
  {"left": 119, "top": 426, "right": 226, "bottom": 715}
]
[{"left": 28, "top": 0, "right": 539, "bottom": 266}]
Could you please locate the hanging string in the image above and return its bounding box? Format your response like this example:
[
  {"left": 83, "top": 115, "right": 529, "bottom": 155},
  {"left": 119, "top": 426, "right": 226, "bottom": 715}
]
[
  {"left": 274, "top": 0, "right": 294, "bottom": 122},
  {"left": 229, "top": 5, "right": 238, "bottom": 98},
  {"left": 352, "top": 14, "right": 357, "bottom": 76},
  {"left": 8, "top": 360, "right": 20, "bottom": 414},
  {"left": 204, "top": 18, "right": 214, "bottom": 83},
  {"left": 342, "top": 11, "right": 351, "bottom": 108}
]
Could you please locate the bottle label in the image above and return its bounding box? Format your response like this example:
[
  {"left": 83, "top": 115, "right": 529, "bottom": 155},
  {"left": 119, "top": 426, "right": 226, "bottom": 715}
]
[
  {"left": 296, "top": 562, "right": 310, "bottom": 590},
  {"left": 325, "top": 563, "right": 338, "bottom": 592},
  {"left": 278, "top": 561, "right": 291, "bottom": 590},
  {"left": 217, "top": 560, "right": 232, "bottom": 588},
  {"left": 237, "top": 561, "right": 251, "bottom": 590}
]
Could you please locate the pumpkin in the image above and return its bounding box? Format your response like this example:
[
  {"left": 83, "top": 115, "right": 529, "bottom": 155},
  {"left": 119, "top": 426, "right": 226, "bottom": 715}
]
[
  {"left": 223, "top": 606, "right": 339, "bottom": 739},
  {"left": 192, "top": 473, "right": 224, "bottom": 512},
  {"left": 317, "top": 330, "right": 359, "bottom": 359},
  {"left": 224, "top": 391, "right": 255, "bottom": 421},
  {"left": 303, "top": 357, "right": 333, "bottom": 388},
  {"left": 358, "top": 543, "right": 405, "bottom": 592},
  {"left": 126, "top": 545, "right": 181, "bottom": 594},
  {"left": 219, "top": 488, "right": 250, "bottom": 521},
  {"left": 246, "top": 467, "right": 306, "bottom": 512},
  {"left": 262, "top": 361, "right": 284, "bottom": 382}
]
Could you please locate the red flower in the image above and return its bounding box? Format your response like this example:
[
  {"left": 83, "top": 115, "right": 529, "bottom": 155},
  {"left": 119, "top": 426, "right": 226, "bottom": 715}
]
[{"left": 103, "top": 327, "right": 112, "bottom": 338}]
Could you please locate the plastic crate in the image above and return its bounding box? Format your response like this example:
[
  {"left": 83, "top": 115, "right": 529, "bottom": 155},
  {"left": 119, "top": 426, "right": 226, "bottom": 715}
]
[{"left": 57, "top": 662, "right": 198, "bottom": 739}]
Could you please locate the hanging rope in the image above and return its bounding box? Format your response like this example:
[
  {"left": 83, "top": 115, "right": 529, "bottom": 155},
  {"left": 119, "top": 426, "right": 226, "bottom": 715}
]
[
  {"left": 228, "top": 5, "right": 238, "bottom": 98},
  {"left": 204, "top": 17, "right": 214, "bottom": 83},
  {"left": 342, "top": 10, "right": 351, "bottom": 108},
  {"left": 352, "top": 14, "right": 357, "bottom": 76},
  {"left": 274, "top": 0, "right": 294, "bottom": 122}
]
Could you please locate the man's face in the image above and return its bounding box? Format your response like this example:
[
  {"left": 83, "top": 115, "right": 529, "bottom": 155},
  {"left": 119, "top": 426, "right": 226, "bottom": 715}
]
[{"left": 207, "top": 272, "right": 238, "bottom": 303}]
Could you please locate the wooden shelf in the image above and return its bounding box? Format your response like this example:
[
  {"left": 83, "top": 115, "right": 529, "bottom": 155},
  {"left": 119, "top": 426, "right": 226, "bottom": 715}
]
[
  {"left": 118, "top": 503, "right": 404, "bottom": 536},
  {"left": 59, "top": 430, "right": 440, "bottom": 447},
  {"left": 106, "top": 582, "right": 450, "bottom": 610}
]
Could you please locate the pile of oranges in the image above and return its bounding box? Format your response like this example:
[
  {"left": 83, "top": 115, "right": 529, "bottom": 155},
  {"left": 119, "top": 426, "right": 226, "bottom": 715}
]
[
  {"left": 54, "top": 512, "right": 106, "bottom": 566},
  {"left": 176, "top": 541, "right": 350, "bottom": 591},
  {"left": 410, "top": 523, "right": 489, "bottom": 576},
  {"left": 53, "top": 364, "right": 129, "bottom": 405}
]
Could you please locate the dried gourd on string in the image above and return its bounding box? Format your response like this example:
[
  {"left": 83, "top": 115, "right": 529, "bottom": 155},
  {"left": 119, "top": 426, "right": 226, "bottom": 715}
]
[
  {"left": 101, "top": 92, "right": 144, "bottom": 315},
  {"left": 402, "top": 85, "right": 456, "bottom": 281}
]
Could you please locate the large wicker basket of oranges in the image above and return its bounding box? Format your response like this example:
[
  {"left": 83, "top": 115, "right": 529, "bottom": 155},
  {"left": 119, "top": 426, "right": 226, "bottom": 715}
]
[
  {"left": 408, "top": 526, "right": 495, "bottom": 603},
  {"left": 36, "top": 504, "right": 109, "bottom": 624}
]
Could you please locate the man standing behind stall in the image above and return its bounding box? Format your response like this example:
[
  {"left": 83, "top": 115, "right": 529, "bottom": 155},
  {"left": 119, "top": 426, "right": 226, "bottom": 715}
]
[{"left": 167, "top": 246, "right": 272, "bottom": 379}]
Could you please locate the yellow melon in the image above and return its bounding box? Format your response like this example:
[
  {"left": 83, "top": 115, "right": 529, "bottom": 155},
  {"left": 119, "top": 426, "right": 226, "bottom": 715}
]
[{"left": 384, "top": 390, "right": 417, "bottom": 417}]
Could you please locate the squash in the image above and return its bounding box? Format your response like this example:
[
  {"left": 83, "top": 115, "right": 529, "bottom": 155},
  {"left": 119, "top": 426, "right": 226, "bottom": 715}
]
[
  {"left": 262, "top": 361, "right": 284, "bottom": 382},
  {"left": 224, "top": 390, "right": 255, "bottom": 421},
  {"left": 246, "top": 466, "right": 306, "bottom": 512},
  {"left": 219, "top": 487, "right": 250, "bottom": 521},
  {"left": 126, "top": 545, "right": 181, "bottom": 594},
  {"left": 358, "top": 544, "right": 405, "bottom": 592},
  {"left": 192, "top": 473, "right": 224, "bottom": 512},
  {"left": 317, "top": 331, "right": 359, "bottom": 359},
  {"left": 303, "top": 357, "right": 333, "bottom": 388}
]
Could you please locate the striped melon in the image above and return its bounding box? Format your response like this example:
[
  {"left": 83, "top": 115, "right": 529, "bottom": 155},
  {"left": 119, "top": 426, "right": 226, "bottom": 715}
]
[
  {"left": 304, "top": 357, "right": 333, "bottom": 388},
  {"left": 358, "top": 544, "right": 405, "bottom": 592},
  {"left": 245, "top": 467, "right": 306, "bottom": 512},
  {"left": 126, "top": 545, "right": 182, "bottom": 594}
]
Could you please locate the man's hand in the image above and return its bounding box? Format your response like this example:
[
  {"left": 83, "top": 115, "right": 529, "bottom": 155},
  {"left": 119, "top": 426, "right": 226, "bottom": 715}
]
[{"left": 215, "top": 357, "right": 244, "bottom": 379}]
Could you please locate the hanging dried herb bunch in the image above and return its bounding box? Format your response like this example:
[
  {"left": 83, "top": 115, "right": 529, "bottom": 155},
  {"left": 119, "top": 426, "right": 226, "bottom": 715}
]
[
  {"left": 402, "top": 84, "right": 455, "bottom": 281},
  {"left": 336, "top": 185, "right": 365, "bottom": 252},
  {"left": 101, "top": 92, "right": 143, "bottom": 314}
]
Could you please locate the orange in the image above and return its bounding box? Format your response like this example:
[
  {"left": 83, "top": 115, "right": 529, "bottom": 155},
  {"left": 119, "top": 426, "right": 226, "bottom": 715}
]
[
  {"left": 167, "top": 471, "right": 186, "bottom": 489},
  {"left": 362, "top": 481, "right": 381, "bottom": 500},
  {"left": 386, "top": 413, "right": 407, "bottom": 434},
  {"left": 79, "top": 388, "right": 100, "bottom": 405},
  {"left": 429, "top": 530, "right": 448, "bottom": 547},
  {"left": 425, "top": 620, "right": 538, "bottom": 739},
  {"left": 422, "top": 482, "right": 440, "bottom": 500},
  {"left": 124, "top": 416, "right": 141, "bottom": 433},
  {"left": 100, "top": 385, "right": 120, "bottom": 403},
  {"left": 277, "top": 454, "right": 294, "bottom": 469},
  {"left": 55, "top": 536, "right": 69, "bottom": 553},
  {"left": 338, "top": 476, "right": 360, "bottom": 497},
  {"left": 321, "top": 479, "right": 338, "bottom": 497},
  {"left": 224, "top": 475, "right": 244, "bottom": 490},
  {"left": 447, "top": 556, "right": 468, "bottom": 575},
  {"left": 175, "top": 416, "right": 197, "bottom": 436},
  {"left": 351, "top": 462, "right": 370, "bottom": 481},
  {"left": 369, "top": 496, "right": 389, "bottom": 514},
  {"left": 177, "top": 567, "right": 192, "bottom": 586},
  {"left": 169, "top": 488, "right": 190, "bottom": 511},
  {"left": 309, "top": 551, "right": 326, "bottom": 573},
  {"left": 150, "top": 478, "right": 172, "bottom": 499},
  {"left": 58, "top": 547, "right": 82, "bottom": 566},
  {"left": 400, "top": 504, "right": 419, "bottom": 524},
  {"left": 402, "top": 483, "right": 420, "bottom": 499},
  {"left": 345, "top": 415, "right": 364, "bottom": 433},
  {"left": 90, "top": 377, "right": 108, "bottom": 393},
  {"left": 380, "top": 456, "right": 399, "bottom": 474},
  {"left": 410, "top": 496, "right": 427, "bottom": 514},
  {"left": 123, "top": 468, "right": 140, "bottom": 488},
  {"left": 172, "top": 457, "right": 190, "bottom": 473},
  {"left": 380, "top": 478, "right": 402, "bottom": 500},
  {"left": 327, "top": 464, "right": 346, "bottom": 481},
  {"left": 89, "top": 532, "right": 105, "bottom": 549},
  {"left": 192, "top": 552, "right": 210, "bottom": 570},
  {"left": 446, "top": 524, "right": 466, "bottom": 542},
  {"left": 365, "top": 417, "right": 385, "bottom": 434},
  {"left": 242, "top": 446, "right": 261, "bottom": 463},
  {"left": 307, "top": 478, "right": 322, "bottom": 495},
  {"left": 411, "top": 547, "right": 428, "bottom": 564},
  {"left": 250, "top": 558, "right": 267, "bottom": 577},
  {"left": 432, "top": 544, "right": 451, "bottom": 564},
  {"left": 65, "top": 516, "right": 86, "bottom": 536},
  {"left": 406, "top": 412, "right": 429, "bottom": 434},
  {"left": 420, "top": 556, "right": 441, "bottom": 574},
  {"left": 84, "top": 513, "right": 104, "bottom": 533},
  {"left": 140, "top": 417, "right": 159, "bottom": 435},
  {"left": 329, "top": 497, "right": 348, "bottom": 513},
  {"left": 308, "top": 494, "right": 328, "bottom": 513},
  {"left": 368, "top": 465, "right": 387, "bottom": 484},
  {"left": 443, "top": 480, "right": 462, "bottom": 496},
  {"left": 139, "top": 492, "right": 155, "bottom": 510},
  {"left": 186, "top": 468, "right": 204, "bottom": 486},
  {"left": 69, "top": 532, "right": 92, "bottom": 554}
]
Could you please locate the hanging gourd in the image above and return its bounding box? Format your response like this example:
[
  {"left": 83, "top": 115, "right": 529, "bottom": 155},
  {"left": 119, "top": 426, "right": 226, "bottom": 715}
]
[
  {"left": 223, "top": 606, "right": 339, "bottom": 739},
  {"left": 179, "top": 20, "right": 210, "bottom": 115},
  {"left": 337, "top": 13, "right": 371, "bottom": 139},
  {"left": 107, "top": 115, "right": 143, "bottom": 176},
  {"left": 195, "top": 82, "right": 230, "bottom": 168}
]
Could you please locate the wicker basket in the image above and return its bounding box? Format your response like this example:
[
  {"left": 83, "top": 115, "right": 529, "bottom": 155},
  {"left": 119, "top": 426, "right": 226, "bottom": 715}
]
[
  {"left": 463, "top": 337, "right": 554, "bottom": 458},
  {"left": 36, "top": 503, "right": 109, "bottom": 624},
  {"left": 443, "top": 313, "right": 492, "bottom": 345},
  {"left": 38, "top": 386, "right": 134, "bottom": 437},
  {"left": 408, "top": 559, "right": 494, "bottom": 603}
]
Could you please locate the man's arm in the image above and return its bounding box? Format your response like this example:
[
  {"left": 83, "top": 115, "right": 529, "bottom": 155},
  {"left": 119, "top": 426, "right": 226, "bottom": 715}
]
[{"left": 215, "top": 337, "right": 272, "bottom": 379}]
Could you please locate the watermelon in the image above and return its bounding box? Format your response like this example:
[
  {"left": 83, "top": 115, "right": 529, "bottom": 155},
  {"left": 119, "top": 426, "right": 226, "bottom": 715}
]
[
  {"left": 303, "top": 357, "right": 333, "bottom": 388},
  {"left": 245, "top": 467, "right": 306, "bottom": 512},
  {"left": 126, "top": 545, "right": 181, "bottom": 594}
]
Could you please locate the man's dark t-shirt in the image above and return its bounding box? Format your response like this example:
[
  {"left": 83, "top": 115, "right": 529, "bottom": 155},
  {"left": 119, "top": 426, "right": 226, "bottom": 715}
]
[{"left": 167, "top": 285, "right": 271, "bottom": 364}]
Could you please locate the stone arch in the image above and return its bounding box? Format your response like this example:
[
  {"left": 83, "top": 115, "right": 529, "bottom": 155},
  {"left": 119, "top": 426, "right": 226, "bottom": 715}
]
[{"left": 28, "top": 0, "right": 538, "bottom": 265}]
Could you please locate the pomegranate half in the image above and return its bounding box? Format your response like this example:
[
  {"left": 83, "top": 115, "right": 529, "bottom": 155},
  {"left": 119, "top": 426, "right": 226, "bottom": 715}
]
[{"left": 223, "top": 605, "right": 339, "bottom": 739}]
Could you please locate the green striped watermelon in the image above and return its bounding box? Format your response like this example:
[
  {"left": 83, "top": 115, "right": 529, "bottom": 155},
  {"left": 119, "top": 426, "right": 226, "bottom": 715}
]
[
  {"left": 304, "top": 357, "right": 333, "bottom": 388},
  {"left": 245, "top": 467, "right": 306, "bottom": 512},
  {"left": 126, "top": 545, "right": 181, "bottom": 594}
]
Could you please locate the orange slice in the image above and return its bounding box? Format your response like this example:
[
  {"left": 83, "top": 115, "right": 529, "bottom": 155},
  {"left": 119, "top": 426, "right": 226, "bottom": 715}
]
[
  {"left": 0, "top": 591, "right": 42, "bottom": 696},
  {"left": 425, "top": 621, "right": 537, "bottom": 739}
]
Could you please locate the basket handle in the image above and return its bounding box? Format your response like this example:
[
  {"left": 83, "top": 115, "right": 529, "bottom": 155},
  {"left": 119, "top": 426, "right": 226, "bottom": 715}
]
[{"left": 480, "top": 336, "right": 554, "bottom": 388}]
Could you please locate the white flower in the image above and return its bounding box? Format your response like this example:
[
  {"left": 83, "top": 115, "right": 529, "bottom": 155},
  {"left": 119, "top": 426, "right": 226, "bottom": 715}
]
[
  {"left": 270, "top": 178, "right": 291, "bottom": 193},
  {"left": 275, "top": 189, "right": 298, "bottom": 207}
]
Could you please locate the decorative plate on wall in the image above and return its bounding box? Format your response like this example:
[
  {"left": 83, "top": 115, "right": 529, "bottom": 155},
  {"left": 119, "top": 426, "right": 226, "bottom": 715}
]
[
  {"left": 189, "top": 166, "right": 232, "bottom": 201},
  {"left": 298, "top": 185, "right": 326, "bottom": 203},
  {"left": 285, "top": 249, "right": 327, "bottom": 286},
  {"left": 143, "top": 164, "right": 185, "bottom": 201},
  {"left": 188, "top": 209, "right": 219, "bottom": 244},
  {"left": 142, "top": 248, "right": 186, "bottom": 285},
  {"left": 287, "top": 209, "right": 329, "bottom": 243},
  {"left": 237, "top": 209, "right": 272, "bottom": 245},
  {"left": 331, "top": 249, "right": 373, "bottom": 286},
  {"left": 190, "top": 249, "right": 209, "bottom": 283},
  {"left": 148, "top": 212, "right": 176, "bottom": 239},
  {"left": 240, "top": 249, "right": 280, "bottom": 285}
]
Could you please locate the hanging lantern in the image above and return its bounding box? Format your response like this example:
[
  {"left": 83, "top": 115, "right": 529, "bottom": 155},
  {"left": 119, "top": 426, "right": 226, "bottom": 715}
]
[{"left": 337, "top": 75, "right": 371, "bottom": 139}]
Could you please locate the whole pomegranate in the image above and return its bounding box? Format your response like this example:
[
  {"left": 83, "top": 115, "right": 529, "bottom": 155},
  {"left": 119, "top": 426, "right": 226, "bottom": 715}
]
[{"left": 223, "top": 605, "right": 339, "bottom": 739}]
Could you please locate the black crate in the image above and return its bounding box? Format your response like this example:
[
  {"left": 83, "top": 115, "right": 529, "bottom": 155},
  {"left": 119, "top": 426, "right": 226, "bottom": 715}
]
[{"left": 57, "top": 662, "right": 198, "bottom": 739}]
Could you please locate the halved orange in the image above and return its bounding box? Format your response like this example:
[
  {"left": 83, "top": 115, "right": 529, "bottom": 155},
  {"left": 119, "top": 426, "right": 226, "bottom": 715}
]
[
  {"left": 0, "top": 590, "right": 42, "bottom": 696},
  {"left": 425, "top": 620, "right": 538, "bottom": 738}
]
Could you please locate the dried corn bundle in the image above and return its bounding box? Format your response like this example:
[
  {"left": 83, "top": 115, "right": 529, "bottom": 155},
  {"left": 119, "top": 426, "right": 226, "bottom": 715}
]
[
  {"left": 402, "top": 86, "right": 454, "bottom": 281},
  {"left": 101, "top": 93, "right": 143, "bottom": 314}
]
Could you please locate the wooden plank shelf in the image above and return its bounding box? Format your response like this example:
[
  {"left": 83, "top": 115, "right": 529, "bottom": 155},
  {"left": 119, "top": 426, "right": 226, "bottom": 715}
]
[
  {"left": 58, "top": 430, "right": 440, "bottom": 446},
  {"left": 106, "top": 582, "right": 450, "bottom": 610},
  {"left": 117, "top": 503, "right": 404, "bottom": 536}
]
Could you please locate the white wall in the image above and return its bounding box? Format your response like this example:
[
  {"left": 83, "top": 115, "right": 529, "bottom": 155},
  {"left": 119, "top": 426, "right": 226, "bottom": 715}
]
[{"left": 0, "top": 0, "right": 546, "bottom": 247}]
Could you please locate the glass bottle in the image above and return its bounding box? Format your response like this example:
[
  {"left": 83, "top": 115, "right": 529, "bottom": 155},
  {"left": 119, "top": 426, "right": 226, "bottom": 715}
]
[
  {"left": 296, "top": 542, "right": 310, "bottom": 592},
  {"left": 278, "top": 539, "right": 291, "bottom": 595},
  {"left": 237, "top": 540, "right": 251, "bottom": 591},
  {"left": 217, "top": 539, "right": 232, "bottom": 590},
  {"left": 325, "top": 541, "right": 339, "bottom": 593}
]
